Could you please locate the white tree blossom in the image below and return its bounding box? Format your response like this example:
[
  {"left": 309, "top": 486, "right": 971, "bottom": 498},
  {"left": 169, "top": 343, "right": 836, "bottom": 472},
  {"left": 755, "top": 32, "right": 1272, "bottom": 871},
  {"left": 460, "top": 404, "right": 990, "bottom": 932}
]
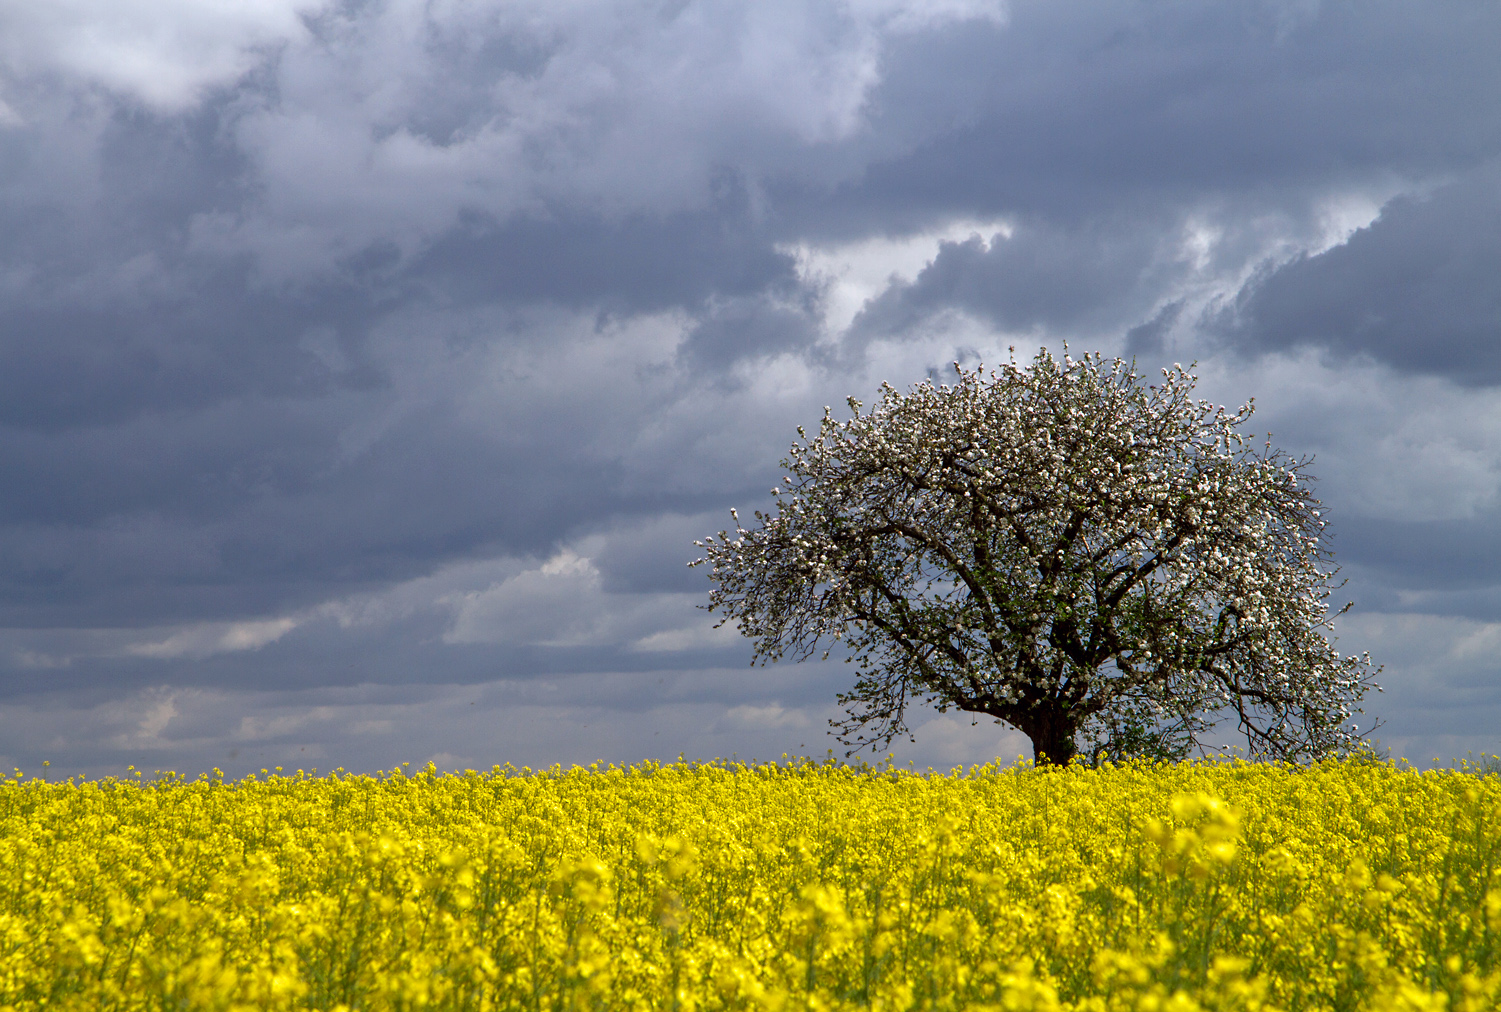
[{"left": 693, "top": 349, "right": 1380, "bottom": 766}]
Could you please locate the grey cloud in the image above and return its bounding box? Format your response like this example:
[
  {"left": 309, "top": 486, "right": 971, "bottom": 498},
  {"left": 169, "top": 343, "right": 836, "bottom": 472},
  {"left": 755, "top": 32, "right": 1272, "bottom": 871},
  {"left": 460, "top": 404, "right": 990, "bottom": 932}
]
[{"left": 1213, "top": 172, "right": 1501, "bottom": 384}]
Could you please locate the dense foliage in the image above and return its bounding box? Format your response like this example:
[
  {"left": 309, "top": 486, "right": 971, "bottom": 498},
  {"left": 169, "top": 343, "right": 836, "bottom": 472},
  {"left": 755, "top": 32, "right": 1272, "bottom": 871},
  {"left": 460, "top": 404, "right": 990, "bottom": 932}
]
[
  {"left": 1, "top": 757, "right": 1496, "bottom": 1010},
  {"left": 695, "top": 350, "right": 1379, "bottom": 764}
]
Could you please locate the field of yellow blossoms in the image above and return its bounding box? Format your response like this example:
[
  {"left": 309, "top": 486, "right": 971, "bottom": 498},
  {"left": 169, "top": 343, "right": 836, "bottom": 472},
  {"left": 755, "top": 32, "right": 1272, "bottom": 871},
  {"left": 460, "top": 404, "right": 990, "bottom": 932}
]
[{"left": 1, "top": 755, "right": 1497, "bottom": 1012}]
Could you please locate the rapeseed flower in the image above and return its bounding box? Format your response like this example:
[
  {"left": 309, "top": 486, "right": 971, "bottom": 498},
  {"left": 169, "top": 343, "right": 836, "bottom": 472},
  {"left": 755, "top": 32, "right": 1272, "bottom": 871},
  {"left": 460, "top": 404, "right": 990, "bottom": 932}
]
[{"left": 0, "top": 757, "right": 1495, "bottom": 1010}]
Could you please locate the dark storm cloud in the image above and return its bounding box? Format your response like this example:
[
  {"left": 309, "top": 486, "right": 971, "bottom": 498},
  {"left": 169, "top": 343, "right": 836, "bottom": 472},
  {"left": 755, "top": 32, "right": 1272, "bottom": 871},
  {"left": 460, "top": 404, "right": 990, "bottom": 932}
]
[
  {"left": 679, "top": 294, "right": 822, "bottom": 369},
  {"left": 1337, "top": 511, "right": 1501, "bottom": 594},
  {"left": 3, "top": 0, "right": 1501, "bottom": 774},
  {"left": 0, "top": 98, "right": 812, "bottom": 628},
  {"left": 806, "top": 1, "right": 1501, "bottom": 231},
  {"left": 0, "top": 271, "right": 380, "bottom": 434},
  {"left": 1213, "top": 171, "right": 1501, "bottom": 384},
  {"left": 1124, "top": 300, "right": 1185, "bottom": 357},
  {"left": 0, "top": 399, "right": 748, "bottom": 627},
  {"left": 418, "top": 182, "right": 801, "bottom": 318},
  {"left": 804, "top": 0, "right": 1501, "bottom": 359},
  {"left": 591, "top": 514, "right": 721, "bottom": 595},
  {"left": 0, "top": 625, "right": 745, "bottom": 700}
]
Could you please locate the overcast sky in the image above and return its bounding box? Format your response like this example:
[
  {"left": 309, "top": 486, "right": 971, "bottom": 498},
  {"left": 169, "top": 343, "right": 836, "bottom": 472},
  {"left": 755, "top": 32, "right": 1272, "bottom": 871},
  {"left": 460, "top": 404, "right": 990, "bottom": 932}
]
[{"left": 1, "top": 0, "right": 1498, "bottom": 778}]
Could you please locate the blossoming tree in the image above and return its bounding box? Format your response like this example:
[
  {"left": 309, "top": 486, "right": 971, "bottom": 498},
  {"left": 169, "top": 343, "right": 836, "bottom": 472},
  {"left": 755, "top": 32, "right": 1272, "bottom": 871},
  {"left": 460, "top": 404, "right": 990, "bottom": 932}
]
[{"left": 693, "top": 349, "right": 1379, "bottom": 766}]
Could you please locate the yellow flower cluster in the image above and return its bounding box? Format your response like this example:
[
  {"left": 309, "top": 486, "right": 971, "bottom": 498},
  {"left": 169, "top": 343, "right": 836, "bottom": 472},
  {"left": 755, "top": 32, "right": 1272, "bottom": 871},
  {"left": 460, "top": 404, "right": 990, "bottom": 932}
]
[{"left": 1, "top": 756, "right": 1496, "bottom": 1011}]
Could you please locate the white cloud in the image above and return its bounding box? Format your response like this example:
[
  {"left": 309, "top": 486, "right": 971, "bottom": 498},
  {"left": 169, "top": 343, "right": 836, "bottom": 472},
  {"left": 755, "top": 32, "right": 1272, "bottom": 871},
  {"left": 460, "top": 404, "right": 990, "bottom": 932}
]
[
  {"left": 438, "top": 548, "right": 732, "bottom": 650},
  {"left": 0, "top": 0, "right": 327, "bottom": 112},
  {"left": 903, "top": 712, "right": 1030, "bottom": 771},
  {"left": 135, "top": 692, "right": 178, "bottom": 739},
  {"left": 630, "top": 625, "right": 741, "bottom": 652},
  {"left": 442, "top": 550, "right": 607, "bottom": 646},
  {"left": 0, "top": 0, "right": 1008, "bottom": 283},
  {"left": 0, "top": 617, "right": 304, "bottom": 669},
  {"left": 124, "top": 617, "right": 300, "bottom": 660},
  {"left": 715, "top": 702, "right": 813, "bottom": 732},
  {"left": 233, "top": 706, "right": 337, "bottom": 744},
  {"left": 185, "top": 0, "right": 1006, "bottom": 274},
  {"left": 0, "top": 556, "right": 720, "bottom": 667},
  {"left": 782, "top": 219, "right": 1013, "bottom": 335}
]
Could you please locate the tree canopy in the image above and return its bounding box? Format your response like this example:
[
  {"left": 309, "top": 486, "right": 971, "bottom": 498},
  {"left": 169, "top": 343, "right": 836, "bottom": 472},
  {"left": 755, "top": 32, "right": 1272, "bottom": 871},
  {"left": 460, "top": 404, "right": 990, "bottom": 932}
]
[{"left": 693, "top": 349, "right": 1379, "bottom": 766}]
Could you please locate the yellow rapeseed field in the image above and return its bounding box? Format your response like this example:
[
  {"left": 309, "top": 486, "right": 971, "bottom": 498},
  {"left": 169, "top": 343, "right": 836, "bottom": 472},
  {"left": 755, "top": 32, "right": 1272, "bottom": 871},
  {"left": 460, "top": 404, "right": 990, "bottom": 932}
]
[{"left": 0, "top": 756, "right": 1496, "bottom": 1011}]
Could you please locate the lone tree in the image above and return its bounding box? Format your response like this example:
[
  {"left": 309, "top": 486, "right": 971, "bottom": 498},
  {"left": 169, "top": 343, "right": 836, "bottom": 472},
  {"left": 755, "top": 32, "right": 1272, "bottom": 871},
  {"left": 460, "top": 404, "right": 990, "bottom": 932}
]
[{"left": 693, "top": 349, "right": 1379, "bottom": 766}]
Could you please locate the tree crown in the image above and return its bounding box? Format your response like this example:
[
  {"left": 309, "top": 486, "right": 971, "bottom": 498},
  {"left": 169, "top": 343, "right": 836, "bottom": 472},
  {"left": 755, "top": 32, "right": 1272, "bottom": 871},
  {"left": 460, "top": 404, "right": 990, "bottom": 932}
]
[{"left": 694, "top": 349, "right": 1378, "bottom": 764}]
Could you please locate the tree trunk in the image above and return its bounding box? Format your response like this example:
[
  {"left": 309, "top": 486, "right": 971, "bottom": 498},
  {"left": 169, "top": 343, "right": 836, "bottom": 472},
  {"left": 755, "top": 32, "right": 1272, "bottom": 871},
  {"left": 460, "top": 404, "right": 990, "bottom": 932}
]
[{"left": 1027, "top": 715, "right": 1079, "bottom": 767}]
